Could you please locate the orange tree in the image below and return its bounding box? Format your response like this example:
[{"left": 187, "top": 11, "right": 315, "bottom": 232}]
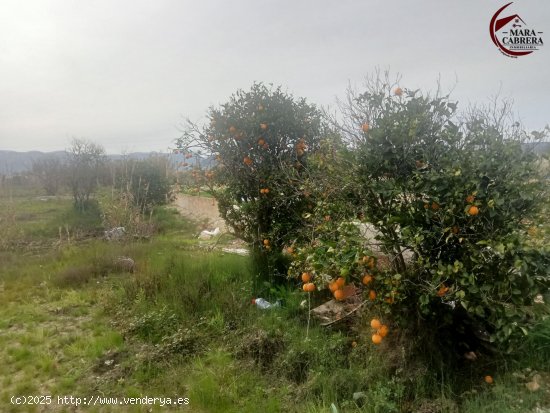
[
  {"left": 176, "top": 83, "right": 325, "bottom": 282},
  {"left": 290, "top": 74, "right": 549, "bottom": 356}
]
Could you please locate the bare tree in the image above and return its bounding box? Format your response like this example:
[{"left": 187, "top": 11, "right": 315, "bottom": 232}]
[
  {"left": 31, "top": 157, "right": 64, "bottom": 195},
  {"left": 66, "top": 138, "right": 105, "bottom": 210}
]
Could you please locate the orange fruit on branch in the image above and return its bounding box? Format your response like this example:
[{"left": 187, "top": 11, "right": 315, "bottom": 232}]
[
  {"left": 333, "top": 289, "right": 345, "bottom": 301},
  {"left": 335, "top": 277, "right": 346, "bottom": 288},
  {"left": 362, "top": 274, "right": 374, "bottom": 285},
  {"left": 369, "top": 290, "right": 377, "bottom": 301},
  {"left": 467, "top": 205, "right": 479, "bottom": 216},
  {"left": 303, "top": 283, "right": 316, "bottom": 292},
  {"left": 370, "top": 319, "right": 382, "bottom": 330},
  {"left": 378, "top": 325, "right": 389, "bottom": 338},
  {"left": 437, "top": 285, "right": 450, "bottom": 297},
  {"left": 372, "top": 334, "right": 383, "bottom": 344},
  {"left": 484, "top": 375, "right": 494, "bottom": 384},
  {"left": 301, "top": 272, "right": 311, "bottom": 283}
]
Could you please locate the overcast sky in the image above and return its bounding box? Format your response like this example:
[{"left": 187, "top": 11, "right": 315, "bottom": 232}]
[{"left": 0, "top": 0, "right": 548, "bottom": 154}]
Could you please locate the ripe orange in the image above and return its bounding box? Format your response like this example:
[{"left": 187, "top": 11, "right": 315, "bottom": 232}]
[
  {"left": 484, "top": 375, "right": 494, "bottom": 384},
  {"left": 466, "top": 195, "right": 475, "bottom": 203},
  {"left": 334, "top": 289, "right": 345, "bottom": 301},
  {"left": 369, "top": 290, "right": 377, "bottom": 301},
  {"left": 437, "top": 285, "right": 450, "bottom": 297},
  {"left": 257, "top": 138, "right": 266, "bottom": 146},
  {"left": 260, "top": 123, "right": 268, "bottom": 130},
  {"left": 378, "top": 325, "right": 389, "bottom": 338},
  {"left": 301, "top": 272, "right": 311, "bottom": 283},
  {"left": 243, "top": 156, "right": 253, "bottom": 166},
  {"left": 263, "top": 239, "right": 270, "bottom": 246},
  {"left": 328, "top": 281, "right": 339, "bottom": 293},
  {"left": 394, "top": 87, "right": 403, "bottom": 96},
  {"left": 361, "top": 123, "right": 370, "bottom": 133},
  {"left": 372, "top": 334, "right": 383, "bottom": 344},
  {"left": 336, "top": 277, "right": 346, "bottom": 288},
  {"left": 362, "top": 274, "right": 374, "bottom": 285},
  {"left": 303, "top": 283, "right": 316, "bottom": 292},
  {"left": 467, "top": 205, "right": 479, "bottom": 216},
  {"left": 370, "top": 319, "right": 382, "bottom": 330}
]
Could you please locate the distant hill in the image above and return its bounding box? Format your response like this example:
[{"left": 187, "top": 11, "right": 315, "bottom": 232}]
[
  {"left": 0, "top": 150, "right": 67, "bottom": 175},
  {"left": 523, "top": 141, "right": 550, "bottom": 155},
  {"left": 0, "top": 150, "right": 217, "bottom": 175},
  {"left": 1, "top": 143, "right": 546, "bottom": 176}
]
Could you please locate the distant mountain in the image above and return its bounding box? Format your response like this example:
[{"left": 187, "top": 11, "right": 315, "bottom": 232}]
[
  {"left": 0, "top": 150, "right": 217, "bottom": 175},
  {"left": 523, "top": 141, "right": 550, "bottom": 155},
  {"left": 0, "top": 150, "right": 66, "bottom": 175},
  {"left": 1, "top": 143, "right": 545, "bottom": 176}
]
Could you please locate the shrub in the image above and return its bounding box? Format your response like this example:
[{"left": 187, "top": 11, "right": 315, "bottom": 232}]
[
  {"left": 290, "top": 72, "right": 550, "bottom": 357},
  {"left": 115, "top": 157, "right": 175, "bottom": 212},
  {"left": 66, "top": 138, "right": 106, "bottom": 210},
  {"left": 177, "top": 83, "right": 326, "bottom": 281}
]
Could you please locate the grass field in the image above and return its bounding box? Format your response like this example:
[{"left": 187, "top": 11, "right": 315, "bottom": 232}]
[{"left": 1, "top": 188, "right": 549, "bottom": 412}]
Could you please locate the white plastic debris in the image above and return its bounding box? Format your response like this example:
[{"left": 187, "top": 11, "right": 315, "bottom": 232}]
[
  {"left": 221, "top": 247, "right": 249, "bottom": 256},
  {"left": 252, "top": 298, "right": 280, "bottom": 309},
  {"left": 198, "top": 227, "right": 221, "bottom": 239},
  {"left": 104, "top": 227, "right": 126, "bottom": 240}
]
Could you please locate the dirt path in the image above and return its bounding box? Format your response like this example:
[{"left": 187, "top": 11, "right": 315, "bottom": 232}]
[{"left": 173, "top": 194, "right": 227, "bottom": 231}]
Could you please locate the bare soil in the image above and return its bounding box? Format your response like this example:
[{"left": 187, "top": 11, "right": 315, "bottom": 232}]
[{"left": 173, "top": 194, "right": 227, "bottom": 231}]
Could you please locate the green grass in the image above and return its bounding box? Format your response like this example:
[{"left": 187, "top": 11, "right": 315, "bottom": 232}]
[{"left": 0, "top": 187, "right": 549, "bottom": 412}]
